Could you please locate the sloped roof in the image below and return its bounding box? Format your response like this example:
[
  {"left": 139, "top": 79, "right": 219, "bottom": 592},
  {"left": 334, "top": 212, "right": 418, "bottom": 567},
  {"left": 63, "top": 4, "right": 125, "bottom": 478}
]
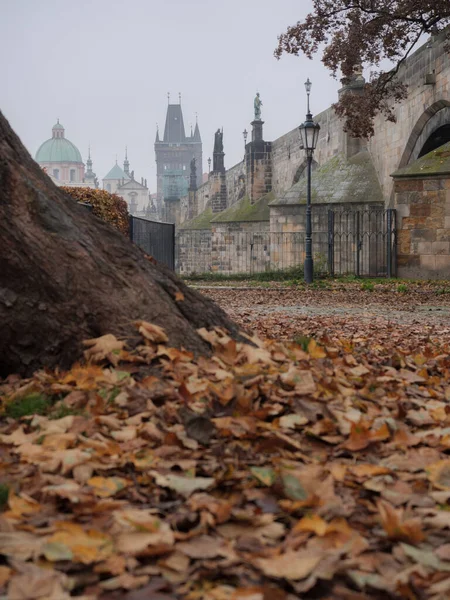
[
  {"left": 392, "top": 141, "right": 450, "bottom": 178},
  {"left": 118, "top": 179, "right": 147, "bottom": 190},
  {"left": 103, "top": 163, "right": 130, "bottom": 181},
  {"left": 35, "top": 137, "right": 82, "bottom": 164},
  {"left": 270, "top": 151, "right": 383, "bottom": 206},
  {"left": 163, "top": 104, "right": 186, "bottom": 143},
  {"left": 193, "top": 122, "right": 201, "bottom": 143},
  {"left": 211, "top": 193, "right": 272, "bottom": 223}
]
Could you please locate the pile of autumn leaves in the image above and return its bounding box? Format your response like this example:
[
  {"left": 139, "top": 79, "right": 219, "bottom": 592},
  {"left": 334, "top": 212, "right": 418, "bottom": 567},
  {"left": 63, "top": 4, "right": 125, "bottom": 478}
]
[
  {"left": 1, "top": 320, "right": 450, "bottom": 599},
  {"left": 61, "top": 187, "right": 129, "bottom": 236}
]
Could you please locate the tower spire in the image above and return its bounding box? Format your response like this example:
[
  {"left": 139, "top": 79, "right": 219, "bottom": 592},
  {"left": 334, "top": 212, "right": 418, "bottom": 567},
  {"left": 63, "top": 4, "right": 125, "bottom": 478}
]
[{"left": 124, "top": 146, "right": 130, "bottom": 176}]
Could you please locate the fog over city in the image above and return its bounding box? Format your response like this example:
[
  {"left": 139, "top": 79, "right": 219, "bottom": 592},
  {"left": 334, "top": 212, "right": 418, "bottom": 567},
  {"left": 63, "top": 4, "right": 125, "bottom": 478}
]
[{"left": 1, "top": 0, "right": 340, "bottom": 192}]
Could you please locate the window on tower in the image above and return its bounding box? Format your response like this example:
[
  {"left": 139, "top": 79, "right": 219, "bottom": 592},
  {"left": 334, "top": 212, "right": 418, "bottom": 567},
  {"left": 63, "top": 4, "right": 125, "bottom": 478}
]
[{"left": 70, "top": 169, "right": 76, "bottom": 182}]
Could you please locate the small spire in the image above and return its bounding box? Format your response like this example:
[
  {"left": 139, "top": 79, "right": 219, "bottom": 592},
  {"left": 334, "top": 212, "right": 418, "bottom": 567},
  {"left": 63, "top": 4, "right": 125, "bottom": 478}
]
[
  {"left": 179, "top": 92, "right": 181, "bottom": 104},
  {"left": 190, "top": 123, "right": 193, "bottom": 137},
  {"left": 125, "top": 146, "right": 128, "bottom": 160},
  {"left": 88, "top": 144, "right": 91, "bottom": 160},
  {"left": 115, "top": 154, "right": 118, "bottom": 164},
  {"left": 167, "top": 92, "right": 170, "bottom": 104},
  {"left": 57, "top": 118, "right": 59, "bottom": 124}
]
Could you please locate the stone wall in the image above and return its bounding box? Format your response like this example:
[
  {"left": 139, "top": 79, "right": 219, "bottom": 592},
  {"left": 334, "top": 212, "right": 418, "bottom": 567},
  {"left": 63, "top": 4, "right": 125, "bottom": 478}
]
[
  {"left": 176, "top": 229, "right": 212, "bottom": 275},
  {"left": 394, "top": 177, "right": 450, "bottom": 278}
]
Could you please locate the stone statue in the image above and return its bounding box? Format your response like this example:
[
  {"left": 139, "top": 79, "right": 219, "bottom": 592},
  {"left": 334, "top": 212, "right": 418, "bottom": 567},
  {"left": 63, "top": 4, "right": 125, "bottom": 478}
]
[
  {"left": 190, "top": 157, "right": 197, "bottom": 179},
  {"left": 254, "top": 92, "right": 262, "bottom": 120},
  {"left": 213, "top": 129, "right": 223, "bottom": 153}
]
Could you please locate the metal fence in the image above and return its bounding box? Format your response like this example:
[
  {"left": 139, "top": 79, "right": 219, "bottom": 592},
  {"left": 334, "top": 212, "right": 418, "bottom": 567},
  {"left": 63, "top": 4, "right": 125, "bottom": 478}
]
[
  {"left": 129, "top": 216, "right": 175, "bottom": 270},
  {"left": 176, "top": 208, "right": 397, "bottom": 278},
  {"left": 328, "top": 208, "right": 397, "bottom": 278}
]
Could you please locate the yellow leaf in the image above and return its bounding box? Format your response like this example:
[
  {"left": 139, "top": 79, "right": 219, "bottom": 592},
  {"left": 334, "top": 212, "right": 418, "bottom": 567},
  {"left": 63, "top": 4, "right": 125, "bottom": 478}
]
[
  {"left": 175, "top": 291, "right": 185, "bottom": 302},
  {"left": 307, "top": 339, "right": 326, "bottom": 359},
  {"left": 83, "top": 334, "right": 125, "bottom": 363},
  {"left": 135, "top": 320, "right": 169, "bottom": 343},
  {"left": 87, "top": 476, "right": 131, "bottom": 498},
  {"left": 427, "top": 460, "right": 450, "bottom": 491},
  {"left": 45, "top": 522, "right": 113, "bottom": 564}
]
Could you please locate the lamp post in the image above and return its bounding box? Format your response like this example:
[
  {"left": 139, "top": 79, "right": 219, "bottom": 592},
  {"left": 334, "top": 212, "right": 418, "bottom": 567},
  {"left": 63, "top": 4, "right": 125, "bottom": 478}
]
[
  {"left": 298, "top": 78, "right": 320, "bottom": 284},
  {"left": 243, "top": 128, "right": 248, "bottom": 146}
]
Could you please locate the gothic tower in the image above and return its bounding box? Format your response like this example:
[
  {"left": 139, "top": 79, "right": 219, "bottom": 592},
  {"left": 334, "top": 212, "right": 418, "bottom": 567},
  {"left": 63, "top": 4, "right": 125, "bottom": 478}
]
[{"left": 154, "top": 96, "right": 203, "bottom": 220}]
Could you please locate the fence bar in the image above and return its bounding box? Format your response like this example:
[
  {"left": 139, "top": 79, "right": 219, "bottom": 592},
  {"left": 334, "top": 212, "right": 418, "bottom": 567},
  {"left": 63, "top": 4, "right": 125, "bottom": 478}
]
[
  {"left": 128, "top": 215, "right": 134, "bottom": 242},
  {"left": 355, "top": 211, "right": 361, "bottom": 278},
  {"left": 328, "top": 210, "right": 335, "bottom": 277},
  {"left": 386, "top": 209, "right": 392, "bottom": 278}
]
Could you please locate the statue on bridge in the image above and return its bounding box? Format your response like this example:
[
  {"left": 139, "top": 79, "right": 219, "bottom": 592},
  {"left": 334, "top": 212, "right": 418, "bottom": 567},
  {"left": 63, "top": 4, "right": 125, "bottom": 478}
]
[
  {"left": 213, "top": 129, "right": 223, "bottom": 154},
  {"left": 254, "top": 92, "right": 262, "bottom": 121}
]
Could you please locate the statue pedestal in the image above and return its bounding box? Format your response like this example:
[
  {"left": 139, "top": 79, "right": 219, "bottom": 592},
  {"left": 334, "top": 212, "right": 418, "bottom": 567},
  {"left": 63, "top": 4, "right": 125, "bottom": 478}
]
[{"left": 251, "top": 120, "right": 264, "bottom": 142}]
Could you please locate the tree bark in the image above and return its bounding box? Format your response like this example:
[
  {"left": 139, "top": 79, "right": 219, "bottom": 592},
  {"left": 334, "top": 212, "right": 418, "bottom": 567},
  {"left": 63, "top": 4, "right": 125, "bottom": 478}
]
[{"left": 0, "top": 112, "right": 242, "bottom": 377}]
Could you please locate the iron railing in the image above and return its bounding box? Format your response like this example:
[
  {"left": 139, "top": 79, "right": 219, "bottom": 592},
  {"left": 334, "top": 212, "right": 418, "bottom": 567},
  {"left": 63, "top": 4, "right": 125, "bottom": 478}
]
[
  {"left": 129, "top": 216, "right": 175, "bottom": 270},
  {"left": 176, "top": 208, "right": 397, "bottom": 278},
  {"left": 328, "top": 208, "right": 397, "bottom": 278}
]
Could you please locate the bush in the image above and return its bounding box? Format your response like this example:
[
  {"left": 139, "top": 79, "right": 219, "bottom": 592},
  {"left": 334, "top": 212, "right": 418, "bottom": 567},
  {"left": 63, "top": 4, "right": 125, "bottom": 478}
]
[{"left": 61, "top": 187, "right": 129, "bottom": 236}]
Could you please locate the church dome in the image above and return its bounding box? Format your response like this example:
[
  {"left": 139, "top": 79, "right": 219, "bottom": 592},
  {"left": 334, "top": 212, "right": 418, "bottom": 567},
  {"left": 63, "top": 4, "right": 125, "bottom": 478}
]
[{"left": 35, "top": 120, "right": 83, "bottom": 164}]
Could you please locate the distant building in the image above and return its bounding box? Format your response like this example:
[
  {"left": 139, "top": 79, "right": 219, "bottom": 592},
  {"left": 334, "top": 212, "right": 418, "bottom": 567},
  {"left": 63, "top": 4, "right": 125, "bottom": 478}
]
[
  {"left": 35, "top": 120, "right": 90, "bottom": 187},
  {"left": 155, "top": 99, "right": 202, "bottom": 218},
  {"left": 103, "top": 150, "right": 152, "bottom": 216}
]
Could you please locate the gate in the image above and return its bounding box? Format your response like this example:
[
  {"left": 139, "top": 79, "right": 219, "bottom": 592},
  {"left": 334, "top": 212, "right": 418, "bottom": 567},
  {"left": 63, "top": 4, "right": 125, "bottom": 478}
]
[
  {"left": 328, "top": 208, "right": 396, "bottom": 278},
  {"left": 129, "top": 216, "right": 175, "bottom": 270}
]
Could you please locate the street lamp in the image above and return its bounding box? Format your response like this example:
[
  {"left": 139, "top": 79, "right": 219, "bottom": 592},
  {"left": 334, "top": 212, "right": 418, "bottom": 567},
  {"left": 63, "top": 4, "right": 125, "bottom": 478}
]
[
  {"left": 298, "top": 78, "right": 320, "bottom": 284},
  {"left": 243, "top": 128, "right": 248, "bottom": 146}
]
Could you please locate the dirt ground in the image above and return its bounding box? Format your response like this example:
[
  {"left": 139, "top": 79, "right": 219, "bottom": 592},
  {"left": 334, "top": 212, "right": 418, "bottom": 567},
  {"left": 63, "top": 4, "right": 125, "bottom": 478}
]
[{"left": 197, "top": 284, "right": 450, "bottom": 347}]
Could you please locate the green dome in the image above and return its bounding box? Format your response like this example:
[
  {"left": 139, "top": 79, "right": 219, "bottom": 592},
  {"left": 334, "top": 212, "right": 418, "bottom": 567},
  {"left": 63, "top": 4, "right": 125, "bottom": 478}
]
[{"left": 35, "top": 137, "right": 83, "bottom": 164}]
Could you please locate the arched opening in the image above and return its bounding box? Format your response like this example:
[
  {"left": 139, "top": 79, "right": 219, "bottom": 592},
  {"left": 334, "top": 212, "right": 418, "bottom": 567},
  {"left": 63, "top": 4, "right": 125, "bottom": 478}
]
[
  {"left": 292, "top": 159, "right": 319, "bottom": 186},
  {"left": 398, "top": 101, "right": 450, "bottom": 168},
  {"left": 418, "top": 124, "right": 450, "bottom": 157}
]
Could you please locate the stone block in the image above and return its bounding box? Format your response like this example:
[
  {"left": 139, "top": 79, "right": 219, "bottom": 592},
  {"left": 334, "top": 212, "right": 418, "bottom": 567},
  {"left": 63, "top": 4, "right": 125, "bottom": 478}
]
[
  {"left": 403, "top": 217, "right": 427, "bottom": 229},
  {"left": 417, "top": 241, "right": 432, "bottom": 254},
  {"left": 411, "top": 228, "right": 436, "bottom": 242},
  {"left": 409, "top": 191, "right": 429, "bottom": 204},
  {"left": 420, "top": 255, "right": 437, "bottom": 271},
  {"left": 445, "top": 217, "right": 450, "bottom": 228},
  {"left": 395, "top": 204, "right": 410, "bottom": 220},
  {"left": 432, "top": 241, "right": 450, "bottom": 255},
  {"left": 397, "top": 230, "right": 411, "bottom": 254},
  {"left": 410, "top": 204, "right": 431, "bottom": 217},
  {"left": 424, "top": 179, "right": 444, "bottom": 191},
  {"left": 430, "top": 204, "right": 445, "bottom": 219},
  {"left": 397, "top": 254, "right": 420, "bottom": 267},
  {"left": 443, "top": 178, "right": 450, "bottom": 189},
  {"left": 436, "top": 229, "right": 450, "bottom": 242},
  {"left": 394, "top": 180, "right": 424, "bottom": 193},
  {"left": 436, "top": 255, "right": 450, "bottom": 272}
]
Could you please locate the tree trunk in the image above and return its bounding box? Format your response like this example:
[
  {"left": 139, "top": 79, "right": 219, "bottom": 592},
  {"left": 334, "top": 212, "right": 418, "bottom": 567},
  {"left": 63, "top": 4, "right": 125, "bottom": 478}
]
[{"left": 0, "top": 112, "right": 242, "bottom": 377}]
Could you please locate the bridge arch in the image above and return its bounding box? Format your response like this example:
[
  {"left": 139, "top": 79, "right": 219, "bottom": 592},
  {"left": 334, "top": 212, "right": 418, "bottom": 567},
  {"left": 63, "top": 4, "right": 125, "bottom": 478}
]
[{"left": 398, "top": 100, "right": 450, "bottom": 168}]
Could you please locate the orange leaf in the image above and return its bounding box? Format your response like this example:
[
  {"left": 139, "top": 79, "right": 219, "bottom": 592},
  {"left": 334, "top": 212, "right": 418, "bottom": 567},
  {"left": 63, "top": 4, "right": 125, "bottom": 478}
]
[{"left": 377, "top": 499, "right": 424, "bottom": 543}]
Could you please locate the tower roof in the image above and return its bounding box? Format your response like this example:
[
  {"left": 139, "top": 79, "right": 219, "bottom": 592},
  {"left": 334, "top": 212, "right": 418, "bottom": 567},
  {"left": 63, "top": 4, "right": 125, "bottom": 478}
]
[
  {"left": 163, "top": 104, "right": 186, "bottom": 143},
  {"left": 193, "top": 122, "right": 201, "bottom": 143},
  {"left": 35, "top": 121, "right": 82, "bottom": 163},
  {"left": 103, "top": 163, "right": 130, "bottom": 181}
]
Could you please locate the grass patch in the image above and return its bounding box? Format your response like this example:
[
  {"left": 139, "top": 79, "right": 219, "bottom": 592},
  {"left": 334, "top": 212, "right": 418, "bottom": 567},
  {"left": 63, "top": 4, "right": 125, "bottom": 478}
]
[
  {"left": 49, "top": 404, "right": 85, "bottom": 420},
  {"left": 397, "top": 283, "right": 408, "bottom": 293},
  {"left": 5, "top": 393, "right": 52, "bottom": 419},
  {"left": 360, "top": 281, "right": 375, "bottom": 292},
  {"left": 293, "top": 335, "right": 312, "bottom": 352}
]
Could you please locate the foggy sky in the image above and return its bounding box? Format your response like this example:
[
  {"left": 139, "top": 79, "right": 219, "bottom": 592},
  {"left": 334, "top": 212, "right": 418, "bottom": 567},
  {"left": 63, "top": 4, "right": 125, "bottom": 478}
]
[{"left": 1, "top": 0, "right": 340, "bottom": 192}]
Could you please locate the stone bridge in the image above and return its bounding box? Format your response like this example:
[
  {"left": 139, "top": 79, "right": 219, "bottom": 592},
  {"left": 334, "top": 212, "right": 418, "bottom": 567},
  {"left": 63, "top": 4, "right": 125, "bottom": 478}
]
[{"left": 176, "top": 30, "right": 450, "bottom": 278}]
